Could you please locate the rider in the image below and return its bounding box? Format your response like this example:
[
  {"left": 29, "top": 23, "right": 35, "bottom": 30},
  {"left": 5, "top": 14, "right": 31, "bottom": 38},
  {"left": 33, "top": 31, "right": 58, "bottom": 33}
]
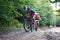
[
  {"left": 28, "top": 8, "right": 40, "bottom": 23},
  {"left": 23, "top": 6, "right": 28, "bottom": 18},
  {"left": 27, "top": 7, "right": 41, "bottom": 25},
  {"left": 25, "top": 6, "right": 41, "bottom": 31}
]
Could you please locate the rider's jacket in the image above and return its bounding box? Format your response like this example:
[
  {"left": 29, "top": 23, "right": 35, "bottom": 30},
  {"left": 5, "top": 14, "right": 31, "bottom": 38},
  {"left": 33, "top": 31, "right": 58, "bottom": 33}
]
[{"left": 30, "top": 13, "right": 40, "bottom": 20}]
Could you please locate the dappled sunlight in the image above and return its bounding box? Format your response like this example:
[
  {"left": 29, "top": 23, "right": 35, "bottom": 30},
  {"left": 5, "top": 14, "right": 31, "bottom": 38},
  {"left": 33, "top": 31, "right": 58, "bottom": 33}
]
[
  {"left": 0, "top": 0, "right": 60, "bottom": 40},
  {"left": 51, "top": 2, "right": 60, "bottom": 11}
]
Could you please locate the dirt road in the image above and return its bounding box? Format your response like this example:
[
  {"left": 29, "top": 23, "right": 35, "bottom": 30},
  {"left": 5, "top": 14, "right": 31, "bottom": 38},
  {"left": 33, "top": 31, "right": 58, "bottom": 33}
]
[{"left": 0, "top": 27, "right": 60, "bottom": 40}]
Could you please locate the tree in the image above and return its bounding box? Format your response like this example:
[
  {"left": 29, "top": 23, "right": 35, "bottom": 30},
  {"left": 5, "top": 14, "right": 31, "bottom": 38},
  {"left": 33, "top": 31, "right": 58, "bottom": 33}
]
[
  {"left": 0, "top": 0, "right": 54, "bottom": 30},
  {"left": 30, "top": 0, "right": 53, "bottom": 26}
]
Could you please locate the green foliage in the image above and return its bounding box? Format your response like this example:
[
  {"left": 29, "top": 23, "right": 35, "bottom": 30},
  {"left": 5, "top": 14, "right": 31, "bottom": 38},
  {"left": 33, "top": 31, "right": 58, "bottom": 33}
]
[
  {"left": 0, "top": 0, "right": 23, "bottom": 30},
  {"left": 31, "top": 0, "right": 53, "bottom": 26},
  {"left": 8, "top": 18, "right": 23, "bottom": 30},
  {"left": 0, "top": 0, "right": 54, "bottom": 30},
  {"left": 56, "top": 15, "right": 60, "bottom": 26},
  {"left": 0, "top": 0, "right": 37, "bottom": 30}
]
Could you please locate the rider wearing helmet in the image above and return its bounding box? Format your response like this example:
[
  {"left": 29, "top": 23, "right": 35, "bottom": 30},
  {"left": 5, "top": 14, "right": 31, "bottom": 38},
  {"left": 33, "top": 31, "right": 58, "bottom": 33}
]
[
  {"left": 23, "top": 6, "right": 28, "bottom": 18},
  {"left": 29, "top": 9, "right": 36, "bottom": 19},
  {"left": 29, "top": 9, "right": 40, "bottom": 20},
  {"left": 27, "top": 7, "right": 41, "bottom": 23}
]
